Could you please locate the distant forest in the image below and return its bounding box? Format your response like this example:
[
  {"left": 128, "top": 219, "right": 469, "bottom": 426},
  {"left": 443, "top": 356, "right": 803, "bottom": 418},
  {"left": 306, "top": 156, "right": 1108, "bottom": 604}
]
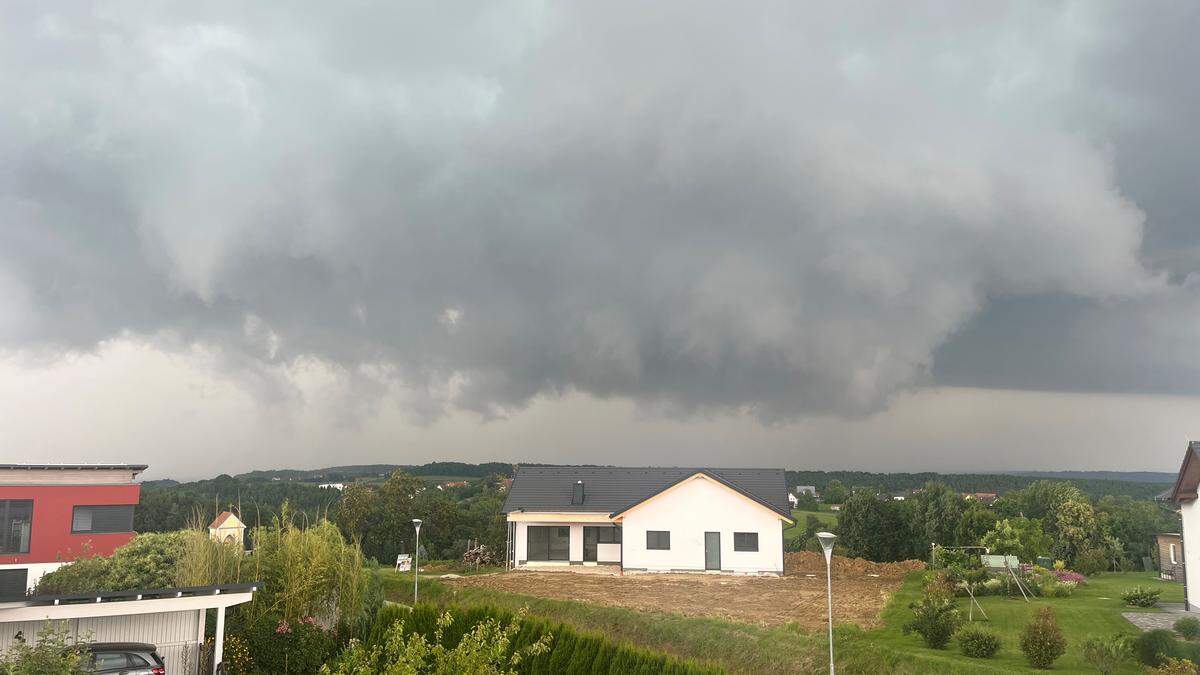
[
  {"left": 134, "top": 462, "right": 1172, "bottom": 535},
  {"left": 785, "top": 470, "right": 1170, "bottom": 501}
]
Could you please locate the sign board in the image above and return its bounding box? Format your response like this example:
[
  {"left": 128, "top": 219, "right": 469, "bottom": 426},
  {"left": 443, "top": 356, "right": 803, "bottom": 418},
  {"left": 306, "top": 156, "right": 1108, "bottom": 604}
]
[{"left": 395, "top": 554, "right": 411, "bottom": 572}]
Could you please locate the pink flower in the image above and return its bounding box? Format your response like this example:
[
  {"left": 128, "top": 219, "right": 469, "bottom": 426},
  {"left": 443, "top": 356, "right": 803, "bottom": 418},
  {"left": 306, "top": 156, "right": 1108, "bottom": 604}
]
[
  {"left": 275, "top": 619, "right": 291, "bottom": 634},
  {"left": 1055, "top": 570, "right": 1085, "bottom": 584}
]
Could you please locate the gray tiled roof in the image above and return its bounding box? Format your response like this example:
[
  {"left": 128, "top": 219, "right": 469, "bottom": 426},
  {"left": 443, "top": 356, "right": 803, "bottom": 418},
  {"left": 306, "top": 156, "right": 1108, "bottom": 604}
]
[{"left": 502, "top": 465, "right": 790, "bottom": 517}]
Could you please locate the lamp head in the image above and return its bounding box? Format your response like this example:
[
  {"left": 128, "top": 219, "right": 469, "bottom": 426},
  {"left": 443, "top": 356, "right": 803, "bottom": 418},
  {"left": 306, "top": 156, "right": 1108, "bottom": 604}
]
[
  {"left": 412, "top": 518, "right": 422, "bottom": 530},
  {"left": 816, "top": 531, "right": 836, "bottom": 560}
]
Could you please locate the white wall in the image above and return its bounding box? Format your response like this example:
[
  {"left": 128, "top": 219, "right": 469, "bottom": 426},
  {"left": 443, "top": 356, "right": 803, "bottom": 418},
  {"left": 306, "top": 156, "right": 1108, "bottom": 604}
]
[
  {"left": 0, "top": 562, "right": 65, "bottom": 593},
  {"left": 1183, "top": 500, "right": 1200, "bottom": 611},
  {"left": 0, "top": 609, "right": 204, "bottom": 674},
  {"left": 510, "top": 519, "right": 622, "bottom": 564},
  {"left": 620, "top": 475, "right": 784, "bottom": 574}
]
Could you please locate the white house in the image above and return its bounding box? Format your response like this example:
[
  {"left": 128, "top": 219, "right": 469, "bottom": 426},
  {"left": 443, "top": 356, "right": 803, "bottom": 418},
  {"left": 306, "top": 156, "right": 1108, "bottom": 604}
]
[
  {"left": 503, "top": 466, "right": 793, "bottom": 575},
  {"left": 1169, "top": 441, "right": 1200, "bottom": 610}
]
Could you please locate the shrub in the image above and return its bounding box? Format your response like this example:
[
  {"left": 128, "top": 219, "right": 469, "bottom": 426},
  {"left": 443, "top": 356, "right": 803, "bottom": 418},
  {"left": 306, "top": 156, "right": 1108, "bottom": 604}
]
[
  {"left": 1123, "top": 586, "right": 1163, "bottom": 608},
  {"left": 1075, "top": 547, "right": 1110, "bottom": 576},
  {"left": 35, "top": 532, "right": 191, "bottom": 594},
  {"left": 241, "top": 615, "right": 335, "bottom": 674},
  {"left": 1176, "top": 617, "right": 1200, "bottom": 641},
  {"left": 1135, "top": 629, "right": 1179, "bottom": 667},
  {"left": 1039, "top": 580, "right": 1076, "bottom": 598},
  {"left": 1080, "top": 634, "right": 1131, "bottom": 675},
  {"left": 1020, "top": 607, "right": 1066, "bottom": 669},
  {"left": 1148, "top": 657, "right": 1200, "bottom": 675},
  {"left": 1053, "top": 560, "right": 1066, "bottom": 571},
  {"left": 1054, "top": 570, "right": 1086, "bottom": 585},
  {"left": 957, "top": 626, "right": 1001, "bottom": 658},
  {"left": 0, "top": 621, "right": 90, "bottom": 674},
  {"left": 903, "top": 592, "right": 961, "bottom": 649}
]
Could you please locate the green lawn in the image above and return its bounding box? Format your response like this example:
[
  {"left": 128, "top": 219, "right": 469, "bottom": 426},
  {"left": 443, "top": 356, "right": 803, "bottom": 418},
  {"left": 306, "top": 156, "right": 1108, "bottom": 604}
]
[
  {"left": 857, "top": 570, "right": 1186, "bottom": 673},
  {"left": 374, "top": 567, "right": 1185, "bottom": 674},
  {"left": 784, "top": 509, "right": 839, "bottom": 544}
]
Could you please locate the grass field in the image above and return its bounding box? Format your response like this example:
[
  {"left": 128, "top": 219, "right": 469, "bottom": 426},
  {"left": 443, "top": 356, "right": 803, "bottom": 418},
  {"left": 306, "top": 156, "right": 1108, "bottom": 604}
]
[
  {"left": 376, "top": 566, "right": 1185, "bottom": 674},
  {"left": 860, "top": 570, "right": 1185, "bottom": 673}
]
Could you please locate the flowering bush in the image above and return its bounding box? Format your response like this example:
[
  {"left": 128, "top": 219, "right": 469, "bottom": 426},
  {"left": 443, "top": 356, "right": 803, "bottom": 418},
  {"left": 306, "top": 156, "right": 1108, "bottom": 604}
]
[
  {"left": 242, "top": 614, "right": 335, "bottom": 673},
  {"left": 1123, "top": 586, "right": 1162, "bottom": 608},
  {"left": 1020, "top": 607, "right": 1066, "bottom": 669},
  {"left": 1054, "top": 570, "right": 1086, "bottom": 584}
]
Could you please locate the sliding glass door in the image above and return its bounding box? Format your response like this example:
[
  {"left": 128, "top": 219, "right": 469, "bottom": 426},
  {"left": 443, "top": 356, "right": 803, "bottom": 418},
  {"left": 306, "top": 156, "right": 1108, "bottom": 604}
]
[{"left": 527, "top": 526, "right": 570, "bottom": 561}]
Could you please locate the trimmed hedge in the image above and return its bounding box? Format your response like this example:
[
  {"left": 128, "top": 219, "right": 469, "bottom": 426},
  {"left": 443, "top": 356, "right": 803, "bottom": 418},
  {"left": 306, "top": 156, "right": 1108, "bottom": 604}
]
[{"left": 366, "top": 602, "right": 723, "bottom": 674}]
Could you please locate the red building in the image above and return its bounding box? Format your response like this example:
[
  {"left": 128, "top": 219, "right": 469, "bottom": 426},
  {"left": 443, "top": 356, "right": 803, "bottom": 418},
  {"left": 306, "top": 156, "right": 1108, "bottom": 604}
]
[{"left": 0, "top": 464, "right": 145, "bottom": 596}]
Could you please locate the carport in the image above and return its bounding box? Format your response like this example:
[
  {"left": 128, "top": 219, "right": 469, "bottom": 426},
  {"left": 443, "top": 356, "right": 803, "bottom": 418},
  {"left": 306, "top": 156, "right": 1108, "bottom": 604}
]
[{"left": 0, "top": 582, "right": 258, "bottom": 674}]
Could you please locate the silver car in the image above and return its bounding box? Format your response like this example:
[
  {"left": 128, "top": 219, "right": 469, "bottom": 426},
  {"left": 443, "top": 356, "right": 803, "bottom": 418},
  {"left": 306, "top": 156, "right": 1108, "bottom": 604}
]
[{"left": 87, "top": 642, "right": 166, "bottom": 675}]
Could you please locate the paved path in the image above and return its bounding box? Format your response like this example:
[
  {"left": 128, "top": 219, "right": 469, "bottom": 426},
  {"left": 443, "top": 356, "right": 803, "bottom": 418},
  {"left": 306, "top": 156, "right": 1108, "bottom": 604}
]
[{"left": 1123, "top": 603, "right": 1189, "bottom": 631}]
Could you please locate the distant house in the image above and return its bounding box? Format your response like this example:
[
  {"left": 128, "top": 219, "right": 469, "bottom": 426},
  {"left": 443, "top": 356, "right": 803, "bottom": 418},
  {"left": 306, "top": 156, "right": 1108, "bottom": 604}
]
[
  {"left": 0, "top": 463, "right": 145, "bottom": 595},
  {"left": 439, "top": 481, "right": 469, "bottom": 490},
  {"left": 889, "top": 492, "right": 907, "bottom": 501},
  {"left": 1157, "top": 533, "right": 1184, "bottom": 582},
  {"left": 795, "top": 485, "right": 817, "bottom": 496},
  {"left": 503, "top": 466, "right": 793, "bottom": 575},
  {"left": 828, "top": 504, "right": 843, "bottom": 512},
  {"left": 787, "top": 493, "right": 799, "bottom": 507},
  {"left": 963, "top": 492, "right": 998, "bottom": 505},
  {"left": 209, "top": 511, "right": 247, "bottom": 548},
  {"left": 319, "top": 482, "right": 345, "bottom": 490}
]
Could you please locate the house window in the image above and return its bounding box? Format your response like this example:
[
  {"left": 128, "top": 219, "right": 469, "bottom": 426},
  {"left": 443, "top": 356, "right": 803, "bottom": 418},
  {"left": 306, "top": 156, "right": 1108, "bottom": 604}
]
[
  {"left": 1171, "top": 543, "right": 1178, "bottom": 565},
  {"left": 0, "top": 500, "right": 32, "bottom": 554},
  {"left": 527, "top": 526, "right": 570, "bottom": 561},
  {"left": 0, "top": 569, "right": 28, "bottom": 599},
  {"left": 596, "top": 527, "right": 621, "bottom": 544},
  {"left": 734, "top": 532, "right": 759, "bottom": 552},
  {"left": 71, "top": 505, "right": 135, "bottom": 534},
  {"left": 646, "top": 531, "right": 670, "bottom": 550}
]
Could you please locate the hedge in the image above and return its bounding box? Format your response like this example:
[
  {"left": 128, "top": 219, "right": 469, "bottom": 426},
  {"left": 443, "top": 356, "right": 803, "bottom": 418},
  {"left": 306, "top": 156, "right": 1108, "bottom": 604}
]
[{"left": 366, "top": 602, "right": 723, "bottom": 674}]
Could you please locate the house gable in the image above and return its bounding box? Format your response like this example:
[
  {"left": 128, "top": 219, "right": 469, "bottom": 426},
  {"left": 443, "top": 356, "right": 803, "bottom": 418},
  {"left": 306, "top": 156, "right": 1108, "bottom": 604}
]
[
  {"left": 1170, "top": 441, "right": 1200, "bottom": 502},
  {"left": 610, "top": 471, "right": 794, "bottom": 524}
]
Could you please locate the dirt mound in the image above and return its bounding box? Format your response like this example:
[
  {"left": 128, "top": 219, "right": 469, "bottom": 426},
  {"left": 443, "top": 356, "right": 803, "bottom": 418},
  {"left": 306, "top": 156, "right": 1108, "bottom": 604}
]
[{"left": 785, "top": 552, "right": 925, "bottom": 579}]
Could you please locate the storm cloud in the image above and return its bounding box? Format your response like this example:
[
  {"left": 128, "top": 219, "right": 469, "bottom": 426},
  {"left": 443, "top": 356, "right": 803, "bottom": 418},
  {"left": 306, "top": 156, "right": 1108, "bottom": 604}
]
[{"left": 2, "top": 1, "right": 1198, "bottom": 430}]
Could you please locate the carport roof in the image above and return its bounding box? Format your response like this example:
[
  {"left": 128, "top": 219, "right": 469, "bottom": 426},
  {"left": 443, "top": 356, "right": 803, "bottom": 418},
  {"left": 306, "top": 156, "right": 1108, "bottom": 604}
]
[{"left": 502, "top": 465, "right": 791, "bottom": 518}]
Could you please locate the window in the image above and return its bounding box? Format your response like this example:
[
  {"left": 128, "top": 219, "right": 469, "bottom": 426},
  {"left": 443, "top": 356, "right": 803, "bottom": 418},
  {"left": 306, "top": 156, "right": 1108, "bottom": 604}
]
[
  {"left": 526, "top": 526, "right": 570, "bottom": 561},
  {"left": 0, "top": 569, "right": 27, "bottom": 599},
  {"left": 596, "top": 527, "right": 621, "bottom": 544},
  {"left": 71, "top": 505, "right": 135, "bottom": 534},
  {"left": 734, "top": 532, "right": 759, "bottom": 552},
  {"left": 1171, "top": 543, "right": 1179, "bottom": 565},
  {"left": 0, "top": 500, "right": 32, "bottom": 554},
  {"left": 646, "top": 530, "right": 670, "bottom": 550}
]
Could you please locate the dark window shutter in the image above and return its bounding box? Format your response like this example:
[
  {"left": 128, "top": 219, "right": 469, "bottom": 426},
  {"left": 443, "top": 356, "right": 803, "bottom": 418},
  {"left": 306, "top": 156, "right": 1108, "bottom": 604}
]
[
  {"left": 73, "top": 505, "right": 135, "bottom": 534},
  {"left": 0, "top": 569, "right": 28, "bottom": 599}
]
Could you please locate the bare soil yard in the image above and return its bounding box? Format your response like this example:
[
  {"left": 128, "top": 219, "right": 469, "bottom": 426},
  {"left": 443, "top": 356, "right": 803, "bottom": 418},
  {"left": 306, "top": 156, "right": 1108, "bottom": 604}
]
[{"left": 443, "top": 553, "right": 924, "bottom": 629}]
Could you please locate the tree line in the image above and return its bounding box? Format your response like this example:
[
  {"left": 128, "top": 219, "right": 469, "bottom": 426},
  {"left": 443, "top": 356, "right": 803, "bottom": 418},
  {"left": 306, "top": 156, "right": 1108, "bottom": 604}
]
[
  {"left": 786, "top": 470, "right": 1169, "bottom": 501},
  {"left": 833, "top": 480, "right": 1180, "bottom": 571}
]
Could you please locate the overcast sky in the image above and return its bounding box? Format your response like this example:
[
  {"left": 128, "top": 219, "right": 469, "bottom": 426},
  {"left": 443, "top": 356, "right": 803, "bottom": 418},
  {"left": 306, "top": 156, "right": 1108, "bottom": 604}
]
[{"left": 2, "top": 2, "right": 1200, "bottom": 480}]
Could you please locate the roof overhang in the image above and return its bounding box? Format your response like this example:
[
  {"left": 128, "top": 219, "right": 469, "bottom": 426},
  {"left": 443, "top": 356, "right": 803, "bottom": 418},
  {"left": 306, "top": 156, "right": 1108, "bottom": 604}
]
[
  {"left": 506, "top": 511, "right": 614, "bottom": 523},
  {"left": 0, "top": 583, "right": 258, "bottom": 622},
  {"left": 1168, "top": 442, "right": 1200, "bottom": 502},
  {"left": 609, "top": 471, "right": 794, "bottom": 524}
]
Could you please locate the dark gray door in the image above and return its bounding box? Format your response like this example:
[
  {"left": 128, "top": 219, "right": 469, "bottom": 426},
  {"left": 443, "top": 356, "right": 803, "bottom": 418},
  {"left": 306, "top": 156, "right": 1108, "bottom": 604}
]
[{"left": 704, "top": 532, "right": 720, "bottom": 570}]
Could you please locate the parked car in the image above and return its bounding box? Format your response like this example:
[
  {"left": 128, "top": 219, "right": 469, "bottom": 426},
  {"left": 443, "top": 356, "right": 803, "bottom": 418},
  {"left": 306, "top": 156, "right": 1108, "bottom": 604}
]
[{"left": 87, "top": 642, "right": 165, "bottom": 675}]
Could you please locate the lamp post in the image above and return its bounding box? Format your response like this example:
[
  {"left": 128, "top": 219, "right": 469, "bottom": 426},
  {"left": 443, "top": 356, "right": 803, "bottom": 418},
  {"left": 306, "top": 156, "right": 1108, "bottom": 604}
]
[
  {"left": 817, "top": 531, "right": 837, "bottom": 675},
  {"left": 412, "top": 519, "right": 423, "bottom": 604}
]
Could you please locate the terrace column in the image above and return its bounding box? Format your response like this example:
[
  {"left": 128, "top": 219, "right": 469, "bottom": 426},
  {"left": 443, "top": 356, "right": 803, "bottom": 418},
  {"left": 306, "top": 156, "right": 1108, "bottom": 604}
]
[{"left": 213, "top": 605, "right": 225, "bottom": 674}]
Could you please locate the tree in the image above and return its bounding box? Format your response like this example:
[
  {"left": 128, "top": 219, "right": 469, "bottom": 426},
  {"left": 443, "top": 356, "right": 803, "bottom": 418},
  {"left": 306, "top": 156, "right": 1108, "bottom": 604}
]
[
  {"left": 1053, "top": 499, "right": 1100, "bottom": 565},
  {"left": 981, "top": 517, "right": 1051, "bottom": 562},
  {"left": 821, "top": 480, "right": 848, "bottom": 504},
  {"left": 837, "top": 490, "right": 914, "bottom": 561},
  {"left": 956, "top": 502, "right": 998, "bottom": 546},
  {"left": 909, "top": 482, "right": 965, "bottom": 548}
]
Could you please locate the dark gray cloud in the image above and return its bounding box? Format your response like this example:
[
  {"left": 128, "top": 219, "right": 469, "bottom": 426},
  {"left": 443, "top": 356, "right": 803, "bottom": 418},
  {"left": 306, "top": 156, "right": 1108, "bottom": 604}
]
[{"left": 0, "top": 1, "right": 1196, "bottom": 424}]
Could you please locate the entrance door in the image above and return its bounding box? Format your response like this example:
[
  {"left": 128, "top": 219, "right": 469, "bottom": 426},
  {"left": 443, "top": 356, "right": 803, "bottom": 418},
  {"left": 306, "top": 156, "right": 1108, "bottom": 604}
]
[
  {"left": 704, "top": 532, "right": 721, "bottom": 571},
  {"left": 583, "top": 527, "right": 598, "bottom": 562}
]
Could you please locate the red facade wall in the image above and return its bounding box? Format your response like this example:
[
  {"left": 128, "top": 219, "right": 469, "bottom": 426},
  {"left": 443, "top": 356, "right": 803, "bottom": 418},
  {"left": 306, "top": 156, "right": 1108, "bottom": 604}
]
[{"left": 0, "top": 485, "right": 140, "bottom": 566}]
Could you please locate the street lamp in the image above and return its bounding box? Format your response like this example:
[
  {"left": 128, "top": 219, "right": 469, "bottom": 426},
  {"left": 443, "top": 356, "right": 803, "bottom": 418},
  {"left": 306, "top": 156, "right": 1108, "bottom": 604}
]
[
  {"left": 412, "top": 519, "right": 423, "bottom": 604},
  {"left": 817, "top": 531, "right": 837, "bottom": 675}
]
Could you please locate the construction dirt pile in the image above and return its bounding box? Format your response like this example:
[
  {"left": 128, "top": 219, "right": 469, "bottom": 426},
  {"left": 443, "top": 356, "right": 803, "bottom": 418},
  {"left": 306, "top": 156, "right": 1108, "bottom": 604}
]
[{"left": 784, "top": 552, "right": 925, "bottom": 580}]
